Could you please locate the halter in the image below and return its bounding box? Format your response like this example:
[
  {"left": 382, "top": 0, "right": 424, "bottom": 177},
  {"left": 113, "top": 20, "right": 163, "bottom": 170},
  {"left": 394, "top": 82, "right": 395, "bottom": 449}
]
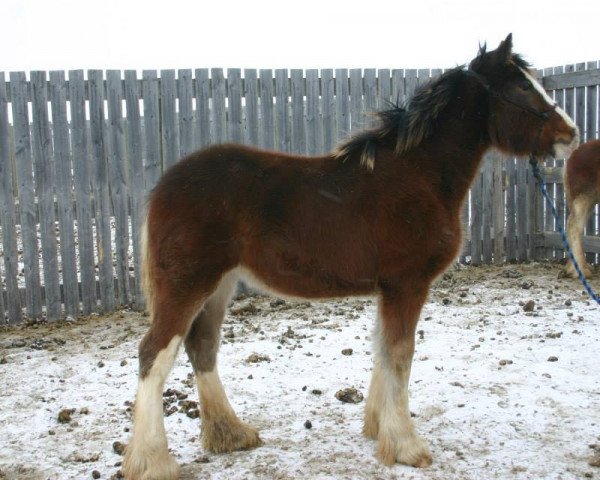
[
  {"left": 463, "top": 69, "right": 557, "bottom": 159},
  {"left": 464, "top": 69, "right": 600, "bottom": 305}
]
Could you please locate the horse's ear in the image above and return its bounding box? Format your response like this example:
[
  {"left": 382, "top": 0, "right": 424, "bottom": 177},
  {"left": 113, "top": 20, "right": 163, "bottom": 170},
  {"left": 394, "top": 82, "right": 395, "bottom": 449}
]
[
  {"left": 495, "top": 33, "right": 513, "bottom": 64},
  {"left": 478, "top": 42, "right": 487, "bottom": 56}
]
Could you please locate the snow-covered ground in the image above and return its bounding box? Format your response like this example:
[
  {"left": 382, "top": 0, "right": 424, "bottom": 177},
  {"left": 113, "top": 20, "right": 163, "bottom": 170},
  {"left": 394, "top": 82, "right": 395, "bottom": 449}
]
[{"left": 0, "top": 263, "right": 599, "bottom": 480}]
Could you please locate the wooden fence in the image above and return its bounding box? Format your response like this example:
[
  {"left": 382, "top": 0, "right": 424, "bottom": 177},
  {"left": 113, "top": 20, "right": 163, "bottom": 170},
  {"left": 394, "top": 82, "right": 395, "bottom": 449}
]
[{"left": 0, "top": 64, "right": 599, "bottom": 324}]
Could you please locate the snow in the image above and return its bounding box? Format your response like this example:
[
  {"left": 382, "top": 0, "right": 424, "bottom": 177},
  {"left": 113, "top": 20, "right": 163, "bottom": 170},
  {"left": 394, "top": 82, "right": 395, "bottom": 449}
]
[{"left": 0, "top": 263, "right": 599, "bottom": 480}]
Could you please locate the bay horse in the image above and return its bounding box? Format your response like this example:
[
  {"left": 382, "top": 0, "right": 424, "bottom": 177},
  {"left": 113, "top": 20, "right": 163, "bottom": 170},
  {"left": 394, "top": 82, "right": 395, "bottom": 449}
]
[
  {"left": 123, "top": 34, "right": 579, "bottom": 479},
  {"left": 564, "top": 139, "right": 600, "bottom": 279}
]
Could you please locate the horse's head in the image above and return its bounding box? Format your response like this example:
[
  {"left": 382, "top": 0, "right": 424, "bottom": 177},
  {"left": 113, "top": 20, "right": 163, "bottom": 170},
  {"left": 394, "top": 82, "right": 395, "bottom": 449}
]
[{"left": 469, "top": 33, "right": 579, "bottom": 159}]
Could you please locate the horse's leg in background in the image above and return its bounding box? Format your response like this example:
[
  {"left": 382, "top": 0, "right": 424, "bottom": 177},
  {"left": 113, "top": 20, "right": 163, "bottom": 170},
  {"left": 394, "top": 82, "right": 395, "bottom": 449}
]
[
  {"left": 565, "top": 193, "right": 595, "bottom": 279},
  {"left": 364, "top": 285, "right": 432, "bottom": 467},
  {"left": 184, "top": 270, "right": 262, "bottom": 453}
]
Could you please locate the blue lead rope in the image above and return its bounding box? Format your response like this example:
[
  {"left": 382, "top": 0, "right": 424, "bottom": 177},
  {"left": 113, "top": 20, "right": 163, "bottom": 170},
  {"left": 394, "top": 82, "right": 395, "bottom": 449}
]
[{"left": 529, "top": 158, "right": 600, "bottom": 305}]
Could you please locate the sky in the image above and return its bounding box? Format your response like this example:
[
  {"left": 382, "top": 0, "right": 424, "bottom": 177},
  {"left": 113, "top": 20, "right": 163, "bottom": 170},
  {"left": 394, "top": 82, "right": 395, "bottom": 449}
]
[{"left": 2, "top": 0, "right": 600, "bottom": 72}]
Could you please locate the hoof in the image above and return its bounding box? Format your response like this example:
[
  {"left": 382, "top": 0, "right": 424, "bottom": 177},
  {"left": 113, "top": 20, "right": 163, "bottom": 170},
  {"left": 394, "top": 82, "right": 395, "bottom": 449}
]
[
  {"left": 122, "top": 444, "right": 179, "bottom": 480},
  {"left": 201, "top": 418, "right": 262, "bottom": 453},
  {"left": 376, "top": 433, "right": 432, "bottom": 468},
  {"left": 564, "top": 262, "right": 593, "bottom": 280}
]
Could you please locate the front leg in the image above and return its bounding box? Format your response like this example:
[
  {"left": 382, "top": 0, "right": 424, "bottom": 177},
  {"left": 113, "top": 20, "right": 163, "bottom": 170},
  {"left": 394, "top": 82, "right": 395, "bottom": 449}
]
[{"left": 364, "top": 286, "right": 432, "bottom": 468}]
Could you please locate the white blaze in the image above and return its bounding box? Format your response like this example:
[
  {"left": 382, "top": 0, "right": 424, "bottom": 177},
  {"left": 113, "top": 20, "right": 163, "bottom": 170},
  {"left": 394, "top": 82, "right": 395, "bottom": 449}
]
[{"left": 519, "top": 67, "right": 579, "bottom": 158}]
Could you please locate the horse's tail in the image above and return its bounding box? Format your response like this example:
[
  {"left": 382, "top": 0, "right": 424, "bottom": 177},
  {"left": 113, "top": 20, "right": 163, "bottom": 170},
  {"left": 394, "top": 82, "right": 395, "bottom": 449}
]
[{"left": 140, "top": 213, "right": 155, "bottom": 321}]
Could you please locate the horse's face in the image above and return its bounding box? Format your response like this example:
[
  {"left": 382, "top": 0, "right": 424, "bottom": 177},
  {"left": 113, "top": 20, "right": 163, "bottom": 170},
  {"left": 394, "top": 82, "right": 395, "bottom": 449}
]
[{"left": 470, "top": 34, "right": 579, "bottom": 159}]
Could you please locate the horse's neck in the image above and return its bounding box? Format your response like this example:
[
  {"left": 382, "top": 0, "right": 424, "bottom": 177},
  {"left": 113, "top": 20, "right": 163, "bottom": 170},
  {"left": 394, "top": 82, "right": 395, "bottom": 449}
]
[{"left": 423, "top": 102, "right": 490, "bottom": 206}]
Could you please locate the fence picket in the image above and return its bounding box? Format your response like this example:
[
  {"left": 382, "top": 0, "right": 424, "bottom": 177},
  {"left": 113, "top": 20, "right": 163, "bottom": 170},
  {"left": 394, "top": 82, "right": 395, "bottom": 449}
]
[
  {"left": 195, "top": 69, "right": 211, "bottom": 150},
  {"left": 470, "top": 170, "right": 483, "bottom": 265},
  {"left": 160, "top": 70, "right": 178, "bottom": 169},
  {"left": 492, "top": 152, "right": 505, "bottom": 264},
  {"left": 178, "top": 69, "right": 194, "bottom": 157},
  {"left": 10, "top": 72, "right": 43, "bottom": 319},
  {"left": 245, "top": 69, "right": 259, "bottom": 146},
  {"left": 124, "top": 70, "right": 145, "bottom": 308},
  {"left": 228, "top": 69, "right": 243, "bottom": 144},
  {"left": 349, "top": 69, "right": 363, "bottom": 133},
  {"left": 291, "top": 69, "right": 306, "bottom": 154},
  {"left": 0, "top": 73, "right": 22, "bottom": 323},
  {"left": 88, "top": 70, "right": 116, "bottom": 312},
  {"left": 274, "top": 69, "right": 290, "bottom": 152},
  {"left": 211, "top": 68, "right": 227, "bottom": 144},
  {"left": 68, "top": 70, "right": 96, "bottom": 315},
  {"left": 142, "top": 70, "right": 162, "bottom": 190},
  {"left": 31, "top": 71, "right": 61, "bottom": 320},
  {"left": 321, "top": 69, "right": 335, "bottom": 152},
  {"left": 335, "top": 69, "right": 350, "bottom": 141},
  {"left": 306, "top": 69, "right": 321, "bottom": 155},
  {"left": 106, "top": 70, "right": 130, "bottom": 306}
]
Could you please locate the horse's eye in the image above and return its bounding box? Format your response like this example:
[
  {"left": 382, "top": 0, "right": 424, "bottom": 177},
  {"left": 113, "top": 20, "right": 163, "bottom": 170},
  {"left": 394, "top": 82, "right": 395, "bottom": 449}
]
[{"left": 519, "top": 80, "right": 533, "bottom": 91}]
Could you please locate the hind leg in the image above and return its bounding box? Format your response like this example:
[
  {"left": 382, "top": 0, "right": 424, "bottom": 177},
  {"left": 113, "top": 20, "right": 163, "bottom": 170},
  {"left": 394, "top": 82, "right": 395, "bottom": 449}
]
[
  {"left": 184, "top": 271, "right": 262, "bottom": 453},
  {"left": 565, "top": 195, "right": 595, "bottom": 279},
  {"left": 123, "top": 290, "right": 213, "bottom": 480}
]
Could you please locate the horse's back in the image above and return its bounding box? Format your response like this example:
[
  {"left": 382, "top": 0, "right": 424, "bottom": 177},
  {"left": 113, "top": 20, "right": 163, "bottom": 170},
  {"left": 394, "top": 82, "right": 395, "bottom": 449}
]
[{"left": 565, "top": 139, "right": 600, "bottom": 201}]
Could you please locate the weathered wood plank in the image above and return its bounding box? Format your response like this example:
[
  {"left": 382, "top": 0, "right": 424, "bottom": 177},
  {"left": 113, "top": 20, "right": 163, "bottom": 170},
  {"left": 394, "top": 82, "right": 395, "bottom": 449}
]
[
  {"left": 124, "top": 70, "right": 145, "bottom": 308},
  {"left": 31, "top": 71, "right": 62, "bottom": 320},
  {"left": 228, "top": 68, "right": 243, "bottom": 144},
  {"left": 0, "top": 73, "right": 22, "bottom": 323},
  {"left": 211, "top": 68, "right": 227, "bottom": 144},
  {"left": 391, "top": 69, "right": 405, "bottom": 106},
  {"left": 549, "top": 66, "right": 566, "bottom": 259},
  {"left": 254, "top": 69, "right": 274, "bottom": 150},
  {"left": 195, "top": 69, "right": 211, "bottom": 149},
  {"left": 68, "top": 70, "right": 96, "bottom": 314},
  {"left": 178, "top": 69, "right": 194, "bottom": 157},
  {"left": 585, "top": 61, "right": 598, "bottom": 263},
  {"left": 363, "top": 69, "right": 377, "bottom": 129},
  {"left": 274, "top": 69, "right": 290, "bottom": 152},
  {"left": 505, "top": 156, "right": 517, "bottom": 261},
  {"left": 160, "top": 70, "right": 179, "bottom": 168},
  {"left": 244, "top": 69, "right": 259, "bottom": 146},
  {"left": 470, "top": 169, "right": 483, "bottom": 265},
  {"left": 88, "top": 69, "right": 116, "bottom": 312},
  {"left": 417, "top": 68, "right": 430, "bottom": 87},
  {"left": 404, "top": 69, "right": 418, "bottom": 99},
  {"left": 10, "top": 72, "right": 43, "bottom": 319},
  {"left": 142, "top": 71, "right": 162, "bottom": 189},
  {"left": 542, "top": 68, "right": 600, "bottom": 90},
  {"left": 481, "top": 154, "right": 493, "bottom": 263},
  {"left": 306, "top": 69, "right": 321, "bottom": 155},
  {"left": 335, "top": 69, "right": 350, "bottom": 141},
  {"left": 378, "top": 69, "right": 391, "bottom": 107},
  {"left": 50, "top": 71, "right": 79, "bottom": 318},
  {"left": 516, "top": 157, "right": 529, "bottom": 261},
  {"left": 536, "top": 232, "right": 600, "bottom": 253},
  {"left": 585, "top": 61, "right": 598, "bottom": 142},
  {"left": 106, "top": 70, "right": 130, "bottom": 306},
  {"left": 540, "top": 67, "right": 556, "bottom": 260},
  {"left": 321, "top": 69, "right": 335, "bottom": 152},
  {"left": 349, "top": 69, "right": 363, "bottom": 133},
  {"left": 290, "top": 69, "right": 306, "bottom": 154},
  {"left": 492, "top": 151, "right": 505, "bottom": 264}
]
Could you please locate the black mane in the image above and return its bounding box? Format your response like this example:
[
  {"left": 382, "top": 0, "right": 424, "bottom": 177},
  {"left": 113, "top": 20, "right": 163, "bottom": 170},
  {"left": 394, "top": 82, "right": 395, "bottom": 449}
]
[
  {"left": 334, "top": 66, "right": 464, "bottom": 170},
  {"left": 334, "top": 46, "right": 531, "bottom": 171}
]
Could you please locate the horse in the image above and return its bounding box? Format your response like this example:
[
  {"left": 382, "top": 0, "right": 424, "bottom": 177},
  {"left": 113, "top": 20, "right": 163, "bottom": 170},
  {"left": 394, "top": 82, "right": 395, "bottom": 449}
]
[
  {"left": 564, "top": 139, "right": 600, "bottom": 279},
  {"left": 123, "top": 34, "right": 579, "bottom": 479}
]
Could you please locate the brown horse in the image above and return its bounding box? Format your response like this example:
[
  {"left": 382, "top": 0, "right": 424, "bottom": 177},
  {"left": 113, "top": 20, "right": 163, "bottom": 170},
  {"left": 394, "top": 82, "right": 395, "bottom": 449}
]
[
  {"left": 123, "top": 34, "right": 579, "bottom": 479},
  {"left": 564, "top": 139, "right": 600, "bottom": 279}
]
